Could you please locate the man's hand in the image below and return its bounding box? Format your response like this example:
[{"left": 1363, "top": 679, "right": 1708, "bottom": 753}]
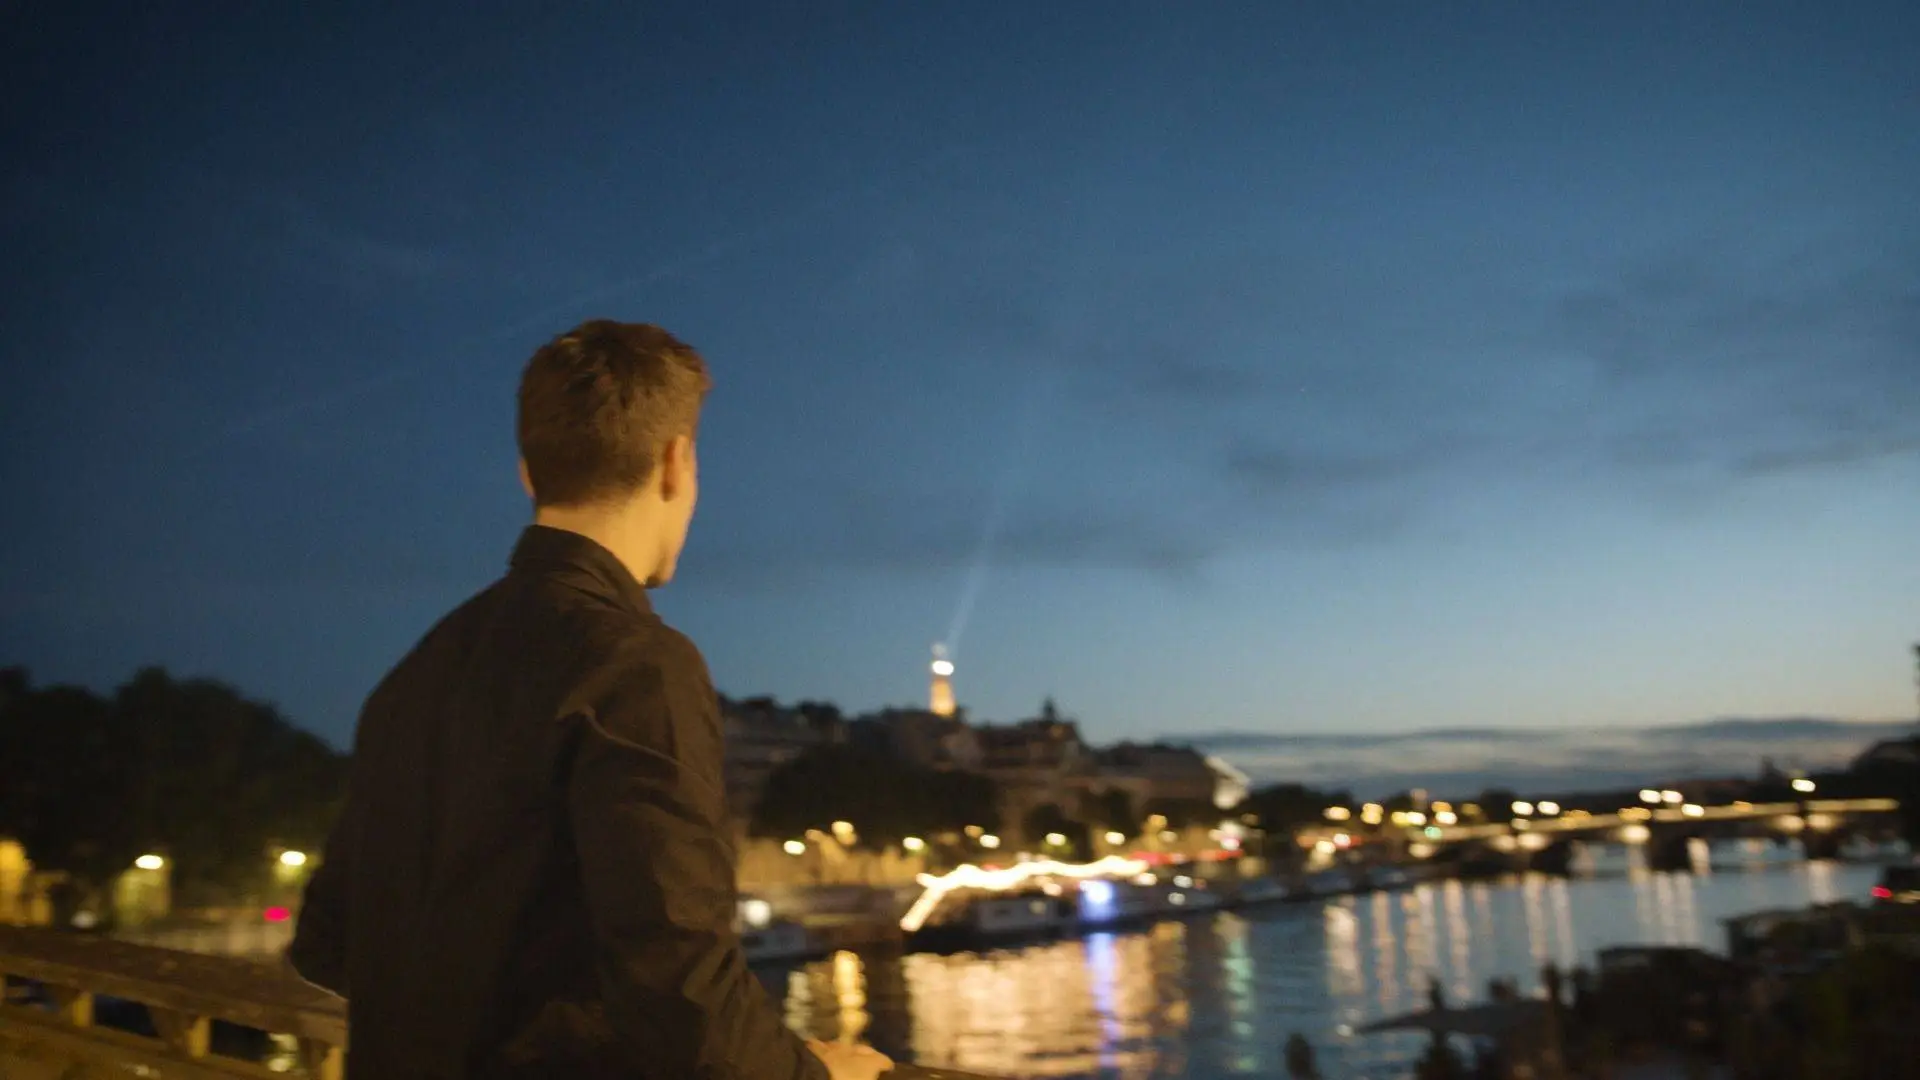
[{"left": 806, "top": 1038, "right": 894, "bottom": 1080}]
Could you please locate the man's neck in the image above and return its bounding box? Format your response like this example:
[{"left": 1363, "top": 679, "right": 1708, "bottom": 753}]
[{"left": 531, "top": 506, "right": 661, "bottom": 588}]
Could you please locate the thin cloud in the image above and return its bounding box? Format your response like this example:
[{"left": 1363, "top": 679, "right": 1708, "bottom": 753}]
[
  {"left": 1729, "top": 434, "right": 1920, "bottom": 478},
  {"left": 1190, "top": 718, "right": 1912, "bottom": 800}
]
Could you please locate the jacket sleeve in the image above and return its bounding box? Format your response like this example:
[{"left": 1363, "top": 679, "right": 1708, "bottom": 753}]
[
  {"left": 287, "top": 795, "right": 353, "bottom": 997},
  {"left": 567, "top": 644, "right": 828, "bottom": 1080}
]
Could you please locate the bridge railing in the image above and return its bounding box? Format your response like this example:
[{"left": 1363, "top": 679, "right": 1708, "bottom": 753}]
[
  {"left": 0, "top": 925, "right": 999, "bottom": 1079},
  {"left": 1, "top": 923, "right": 345, "bottom": 1079}
]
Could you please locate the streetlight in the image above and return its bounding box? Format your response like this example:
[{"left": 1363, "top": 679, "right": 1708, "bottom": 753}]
[
  {"left": 134, "top": 854, "right": 165, "bottom": 871},
  {"left": 1324, "top": 806, "right": 1352, "bottom": 822},
  {"left": 902, "top": 836, "right": 926, "bottom": 853},
  {"left": 1511, "top": 801, "right": 1535, "bottom": 817},
  {"left": 979, "top": 834, "right": 1002, "bottom": 849},
  {"left": 1790, "top": 778, "right": 1816, "bottom": 794},
  {"left": 1044, "top": 832, "right": 1067, "bottom": 847},
  {"left": 1639, "top": 789, "right": 1661, "bottom": 804},
  {"left": 1537, "top": 801, "right": 1561, "bottom": 816},
  {"left": 279, "top": 850, "right": 308, "bottom": 868},
  {"left": 1104, "top": 831, "right": 1126, "bottom": 845},
  {"left": 783, "top": 840, "right": 807, "bottom": 856},
  {"left": 1682, "top": 804, "right": 1705, "bottom": 818},
  {"left": 1661, "top": 790, "right": 1683, "bottom": 805}
]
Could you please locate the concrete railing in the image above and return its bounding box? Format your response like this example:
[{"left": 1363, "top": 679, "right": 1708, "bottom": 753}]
[{"left": 0, "top": 925, "right": 998, "bottom": 1079}]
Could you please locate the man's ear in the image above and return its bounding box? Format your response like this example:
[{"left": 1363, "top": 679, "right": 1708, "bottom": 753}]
[
  {"left": 660, "top": 435, "right": 696, "bottom": 500},
  {"left": 517, "top": 457, "right": 535, "bottom": 500}
]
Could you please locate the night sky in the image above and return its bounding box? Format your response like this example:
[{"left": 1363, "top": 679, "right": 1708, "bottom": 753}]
[{"left": 4, "top": 3, "right": 1916, "bottom": 750}]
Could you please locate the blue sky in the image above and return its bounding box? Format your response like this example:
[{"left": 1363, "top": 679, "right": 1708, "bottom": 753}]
[{"left": 3, "top": 3, "right": 1917, "bottom": 749}]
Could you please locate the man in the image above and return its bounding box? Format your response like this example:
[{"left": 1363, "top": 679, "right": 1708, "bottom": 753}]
[{"left": 290, "top": 321, "right": 892, "bottom": 1080}]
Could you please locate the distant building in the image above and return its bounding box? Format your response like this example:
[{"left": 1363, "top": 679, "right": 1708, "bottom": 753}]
[
  {"left": 975, "top": 701, "right": 1097, "bottom": 842},
  {"left": 1852, "top": 735, "right": 1920, "bottom": 772},
  {"left": 862, "top": 706, "right": 983, "bottom": 772},
  {"left": 720, "top": 696, "right": 845, "bottom": 819},
  {"left": 1095, "top": 741, "right": 1221, "bottom": 807}
]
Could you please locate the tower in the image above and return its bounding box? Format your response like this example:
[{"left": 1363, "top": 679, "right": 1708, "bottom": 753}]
[{"left": 929, "top": 644, "right": 956, "bottom": 717}]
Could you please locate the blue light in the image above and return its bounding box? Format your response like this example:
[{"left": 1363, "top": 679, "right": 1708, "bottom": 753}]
[{"left": 1080, "top": 878, "right": 1116, "bottom": 920}]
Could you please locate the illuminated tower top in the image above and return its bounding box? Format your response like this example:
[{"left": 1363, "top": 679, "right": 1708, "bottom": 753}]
[{"left": 929, "top": 643, "right": 955, "bottom": 717}]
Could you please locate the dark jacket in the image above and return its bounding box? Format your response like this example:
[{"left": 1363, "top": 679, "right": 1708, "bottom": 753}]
[{"left": 289, "top": 525, "right": 825, "bottom": 1080}]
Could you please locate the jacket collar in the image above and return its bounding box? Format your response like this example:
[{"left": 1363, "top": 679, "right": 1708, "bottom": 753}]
[{"left": 508, "top": 525, "right": 654, "bottom": 616}]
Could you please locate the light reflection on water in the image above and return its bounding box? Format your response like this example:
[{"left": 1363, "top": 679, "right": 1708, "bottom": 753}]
[{"left": 767, "top": 860, "right": 1881, "bottom": 1080}]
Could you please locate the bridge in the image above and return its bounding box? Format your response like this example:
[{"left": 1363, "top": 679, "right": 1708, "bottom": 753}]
[
  {"left": 1385, "top": 797, "right": 1907, "bottom": 872},
  {"left": 0, "top": 925, "right": 994, "bottom": 1080},
  {"left": 1422, "top": 797, "right": 1902, "bottom": 844}
]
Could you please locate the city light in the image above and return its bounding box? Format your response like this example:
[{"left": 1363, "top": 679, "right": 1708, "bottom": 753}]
[
  {"left": 1313, "top": 839, "right": 1336, "bottom": 855},
  {"left": 1434, "top": 811, "right": 1458, "bottom": 826},
  {"left": 964, "top": 825, "right": 984, "bottom": 838},
  {"left": 1682, "top": 804, "right": 1705, "bottom": 818},
  {"left": 1044, "top": 832, "right": 1067, "bottom": 846},
  {"left": 1404, "top": 811, "right": 1427, "bottom": 826},
  {"left": 1333, "top": 833, "right": 1352, "bottom": 848},
  {"left": 263, "top": 907, "right": 290, "bottom": 923},
  {"left": 1361, "top": 803, "right": 1384, "bottom": 825},
  {"left": 739, "top": 898, "right": 773, "bottom": 928},
  {"left": 979, "top": 834, "right": 1002, "bottom": 849},
  {"left": 134, "top": 854, "right": 165, "bottom": 871},
  {"left": 279, "top": 850, "right": 308, "bottom": 868},
  {"left": 899, "top": 854, "right": 1148, "bottom": 932},
  {"left": 931, "top": 659, "right": 954, "bottom": 677},
  {"left": 1639, "top": 789, "right": 1662, "bottom": 804},
  {"left": 1661, "top": 790, "right": 1683, "bottom": 805},
  {"left": 1537, "top": 801, "right": 1561, "bottom": 816},
  {"left": 1104, "top": 831, "right": 1126, "bottom": 845},
  {"left": 902, "top": 836, "right": 926, "bottom": 852},
  {"left": 1791, "top": 778, "right": 1817, "bottom": 793},
  {"left": 831, "top": 820, "right": 855, "bottom": 838},
  {"left": 1512, "top": 801, "right": 1534, "bottom": 816},
  {"left": 1324, "top": 806, "right": 1352, "bottom": 822},
  {"left": 783, "top": 840, "right": 807, "bottom": 856}
]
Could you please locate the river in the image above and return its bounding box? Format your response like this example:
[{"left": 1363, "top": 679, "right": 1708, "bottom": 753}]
[{"left": 763, "top": 859, "right": 1884, "bottom": 1080}]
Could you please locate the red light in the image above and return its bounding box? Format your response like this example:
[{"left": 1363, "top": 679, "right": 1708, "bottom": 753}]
[
  {"left": 264, "top": 906, "right": 291, "bottom": 922},
  {"left": 1872, "top": 886, "right": 1893, "bottom": 900}
]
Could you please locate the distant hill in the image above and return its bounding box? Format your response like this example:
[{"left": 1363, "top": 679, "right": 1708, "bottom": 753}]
[{"left": 1175, "top": 717, "right": 1916, "bottom": 800}]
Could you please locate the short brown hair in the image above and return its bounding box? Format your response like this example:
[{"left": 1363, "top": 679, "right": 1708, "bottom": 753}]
[{"left": 516, "top": 320, "right": 711, "bottom": 507}]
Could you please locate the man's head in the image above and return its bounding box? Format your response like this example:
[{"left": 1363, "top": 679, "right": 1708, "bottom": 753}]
[{"left": 516, "top": 320, "right": 710, "bottom": 587}]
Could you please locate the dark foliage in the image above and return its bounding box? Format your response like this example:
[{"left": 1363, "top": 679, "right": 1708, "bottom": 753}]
[
  {"left": 749, "top": 743, "right": 1002, "bottom": 847},
  {"left": 0, "top": 666, "right": 348, "bottom": 902}
]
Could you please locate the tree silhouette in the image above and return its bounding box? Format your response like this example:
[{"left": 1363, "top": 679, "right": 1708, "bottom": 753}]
[
  {"left": 749, "top": 743, "right": 1001, "bottom": 847},
  {"left": 0, "top": 667, "right": 347, "bottom": 906}
]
